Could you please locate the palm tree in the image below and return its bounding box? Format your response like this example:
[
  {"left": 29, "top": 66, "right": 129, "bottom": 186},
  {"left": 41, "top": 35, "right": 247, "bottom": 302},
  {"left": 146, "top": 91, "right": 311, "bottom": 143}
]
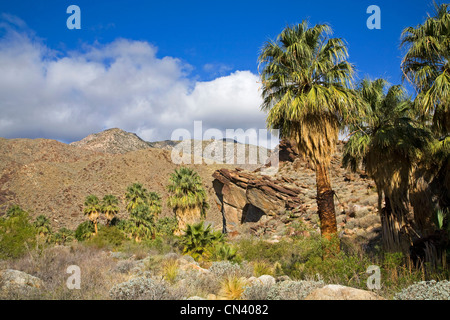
[
  {"left": 83, "top": 195, "right": 101, "bottom": 235},
  {"left": 34, "top": 215, "right": 52, "bottom": 238},
  {"left": 180, "top": 221, "right": 224, "bottom": 261},
  {"left": 129, "top": 203, "right": 155, "bottom": 242},
  {"left": 147, "top": 191, "right": 162, "bottom": 217},
  {"left": 343, "top": 78, "right": 432, "bottom": 252},
  {"left": 125, "top": 183, "right": 148, "bottom": 213},
  {"left": 167, "top": 167, "right": 209, "bottom": 234},
  {"left": 401, "top": 2, "right": 450, "bottom": 244},
  {"left": 401, "top": 2, "right": 449, "bottom": 136},
  {"left": 258, "top": 21, "right": 360, "bottom": 253},
  {"left": 101, "top": 194, "right": 119, "bottom": 226}
]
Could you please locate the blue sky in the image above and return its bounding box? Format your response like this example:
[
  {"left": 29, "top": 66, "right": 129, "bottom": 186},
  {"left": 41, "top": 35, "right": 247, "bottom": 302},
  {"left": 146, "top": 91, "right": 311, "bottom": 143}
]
[{"left": 0, "top": 0, "right": 438, "bottom": 143}]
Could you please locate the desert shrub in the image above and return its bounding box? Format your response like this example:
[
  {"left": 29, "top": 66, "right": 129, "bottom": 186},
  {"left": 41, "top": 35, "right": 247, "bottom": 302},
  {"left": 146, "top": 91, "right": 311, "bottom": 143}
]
[
  {"left": 236, "top": 239, "right": 292, "bottom": 263},
  {"left": 85, "top": 226, "right": 126, "bottom": 249},
  {"left": 299, "top": 253, "right": 371, "bottom": 288},
  {"left": 208, "top": 243, "right": 240, "bottom": 262},
  {"left": 156, "top": 217, "right": 178, "bottom": 236},
  {"left": 357, "top": 214, "right": 380, "bottom": 229},
  {"left": 252, "top": 261, "right": 275, "bottom": 277},
  {"left": 75, "top": 221, "right": 95, "bottom": 242},
  {"left": 5, "top": 244, "right": 125, "bottom": 299},
  {"left": 266, "top": 280, "right": 325, "bottom": 300},
  {"left": 209, "top": 261, "right": 252, "bottom": 279},
  {"left": 242, "top": 283, "right": 273, "bottom": 300},
  {"left": 394, "top": 280, "right": 450, "bottom": 300},
  {"left": 0, "top": 208, "right": 36, "bottom": 259},
  {"left": 237, "top": 237, "right": 321, "bottom": 267},
  {"left": 111, "top": 259, "right": 137, "bottom": 274},
  {"left": 180, "top": 269, "right": 221, "bottom": 297},
  {"left": 109, "top": 277, "right": 185, "bottom": 300},
  {"left": 143, "top": 235, "right": 181, "bottom": 255}
]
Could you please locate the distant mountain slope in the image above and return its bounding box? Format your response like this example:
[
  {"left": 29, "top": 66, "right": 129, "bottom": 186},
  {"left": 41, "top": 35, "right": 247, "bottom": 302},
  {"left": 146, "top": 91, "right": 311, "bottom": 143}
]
[
  {"left": 0, "top": 137, "right": 228, "bottom": 230},
  {"left": 70, "top": 128, "right": 151, "bottom": 154},
  {"left": 0, "top": 130, "right": 380, "bottom": 243}
]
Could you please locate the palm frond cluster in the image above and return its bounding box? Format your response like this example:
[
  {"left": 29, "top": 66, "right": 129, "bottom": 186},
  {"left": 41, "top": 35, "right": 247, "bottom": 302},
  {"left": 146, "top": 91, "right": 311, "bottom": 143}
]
[{"left": 259, "top": 3, "right": 449, "bottom": 258}]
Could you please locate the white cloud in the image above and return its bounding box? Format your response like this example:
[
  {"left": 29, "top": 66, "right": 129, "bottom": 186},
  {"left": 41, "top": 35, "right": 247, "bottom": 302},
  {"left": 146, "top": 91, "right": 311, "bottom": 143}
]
[{"left": 0, "top": 16, "right": 273, "bottom": 146}]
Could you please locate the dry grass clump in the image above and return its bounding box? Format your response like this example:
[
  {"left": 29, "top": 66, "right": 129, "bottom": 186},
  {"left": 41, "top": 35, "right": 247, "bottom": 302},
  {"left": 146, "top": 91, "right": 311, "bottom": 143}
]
[
  {"left": 217, "top": 276, "right": 248, "bottom": 300},
  {"left": 4, "top": 244, "right": 128, "bottom": 299}
]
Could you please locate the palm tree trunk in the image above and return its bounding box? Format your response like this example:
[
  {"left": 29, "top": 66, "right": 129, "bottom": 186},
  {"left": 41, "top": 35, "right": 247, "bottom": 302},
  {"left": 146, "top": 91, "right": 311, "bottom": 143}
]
[
  {"left": 380, "top": 195, "right": 411, "bottom": 253},
  {"left": 315, "top": 163, "right": 340, "bottom": 256}
]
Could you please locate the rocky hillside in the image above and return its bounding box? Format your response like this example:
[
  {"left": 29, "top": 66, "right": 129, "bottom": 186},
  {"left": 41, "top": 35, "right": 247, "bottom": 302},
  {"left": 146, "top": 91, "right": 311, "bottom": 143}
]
[
  {"left": 0, "top": 137, "right": 229, "bottom": 230},
  {"left": 0, "top": 130, "right": 382, "bottom": 247},
  {"left": 70, "top": 128, "right": 151, "bottom": 154}
]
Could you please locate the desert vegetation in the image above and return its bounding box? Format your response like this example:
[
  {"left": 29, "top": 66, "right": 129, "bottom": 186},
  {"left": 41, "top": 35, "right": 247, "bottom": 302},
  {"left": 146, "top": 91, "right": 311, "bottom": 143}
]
[{"left": 0, "top": 3, "right": 449, "bottom": 301}]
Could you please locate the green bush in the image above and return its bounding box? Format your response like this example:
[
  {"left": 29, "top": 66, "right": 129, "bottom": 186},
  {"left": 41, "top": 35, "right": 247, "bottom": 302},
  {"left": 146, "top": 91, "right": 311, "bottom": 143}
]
[
  {"left": 0, "top": 207, "right": 37, "bottom": 259},
  {"left": 299, "top": 253, "right": 371, "bottom": 287},
  {"left": 85, "top": 226, "right": 126, "bottom": 249},
  {"left": 75, "top": 221, "right": 95, "bottom": 242},
  {"left": 51, "top": 228, "right": 75, "bottom": 245},
  {"left": 236, "top": 236, "right": 322, "bottom": 266},
  {"left": 156, "top": 217, "right": 178, "bottom": 237},
  {"left": 208, "top": 243, "right": 240, "bottom": 262},
  {"left": 180, "top": 221, "right": 224, "bottom": 261}
]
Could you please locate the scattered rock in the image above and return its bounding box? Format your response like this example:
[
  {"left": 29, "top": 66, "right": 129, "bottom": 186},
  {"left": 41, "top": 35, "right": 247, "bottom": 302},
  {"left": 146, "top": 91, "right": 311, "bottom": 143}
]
[
  {"left": 257, "top": 275, "right": 276, "bottom": 286},
  {"left": 305, "top": 284, "right": 385, "bottom": 300},
  {"left": 179, "top": 263, "right": 210, "bottom": 275}
]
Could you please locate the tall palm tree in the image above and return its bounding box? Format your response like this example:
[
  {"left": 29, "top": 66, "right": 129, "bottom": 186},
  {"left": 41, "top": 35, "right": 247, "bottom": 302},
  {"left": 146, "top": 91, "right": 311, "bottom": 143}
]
[
  {"left": 258, "top": 21, "right": 360, "bottom": 252},
  {"left": 125, "top": 183, "right": 148, "bottom": 213},
  {"left": 167, "top": 167, "right": 209, "bottom": 234},
  {"left": 401, "top": 2, "right": 449, "bottom": 136},
  {"left": 401, "top": 2, "right": 449, "bottom": 240},
  {"left": 343, "top": 78, "right": 432, "bottom": 252},
  {"left": 83, "top": 195, "right": 101, "bottom": 235},
  {"left": 101, "top": 194, "right": 119, "bottom": 226}
]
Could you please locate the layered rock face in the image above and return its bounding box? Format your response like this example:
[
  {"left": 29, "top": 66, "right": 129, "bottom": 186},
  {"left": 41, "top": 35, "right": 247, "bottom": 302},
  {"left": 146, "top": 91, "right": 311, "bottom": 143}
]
[
  {"left": 212, "top": 140, "right": 306, "bottom": 233},
  {"left": 213, "top": 168, "right": 305, "bottom": 233}
]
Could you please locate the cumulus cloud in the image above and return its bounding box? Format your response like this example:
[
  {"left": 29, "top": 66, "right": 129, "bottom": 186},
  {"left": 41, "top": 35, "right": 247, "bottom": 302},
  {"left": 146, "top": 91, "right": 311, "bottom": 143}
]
[{"left": 0, "top": 15, "right": 274, "bottom": 147}]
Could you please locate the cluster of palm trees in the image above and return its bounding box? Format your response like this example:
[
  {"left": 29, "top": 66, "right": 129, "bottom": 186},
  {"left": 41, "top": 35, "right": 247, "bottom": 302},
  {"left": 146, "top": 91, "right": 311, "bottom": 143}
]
[
  {"left": 82, "top": 167, "right": 209, "bottom": 240},
  {"left": 258, "top": 3, "right": 449, "bottom": 257},
  {"left": 83, "top": 194, "right": 119, "bottom": 235}
]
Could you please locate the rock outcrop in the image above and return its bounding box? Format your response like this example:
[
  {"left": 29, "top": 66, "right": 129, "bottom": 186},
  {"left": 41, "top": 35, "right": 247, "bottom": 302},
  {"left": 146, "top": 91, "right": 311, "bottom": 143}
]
[
  {"left": 0, "top": 269, "right": 44, "bottom": 297},
  {"left": 212, "top": 168, "right": 305, "bottom": 233},
  {"left": 304, "top": 284, "right": 385, "bottom": 300}
]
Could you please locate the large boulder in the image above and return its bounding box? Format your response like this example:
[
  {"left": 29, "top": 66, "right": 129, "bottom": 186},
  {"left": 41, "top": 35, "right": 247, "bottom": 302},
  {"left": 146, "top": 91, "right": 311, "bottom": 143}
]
[
  {"left": 212, "top": 168, "right": 304, "bottom": 233},
  {"left": 0, "top": 269, "right": 44, "bottom": 296},
  {"left": 305, "top": 284, "right": 385, "bottom": 300}
]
